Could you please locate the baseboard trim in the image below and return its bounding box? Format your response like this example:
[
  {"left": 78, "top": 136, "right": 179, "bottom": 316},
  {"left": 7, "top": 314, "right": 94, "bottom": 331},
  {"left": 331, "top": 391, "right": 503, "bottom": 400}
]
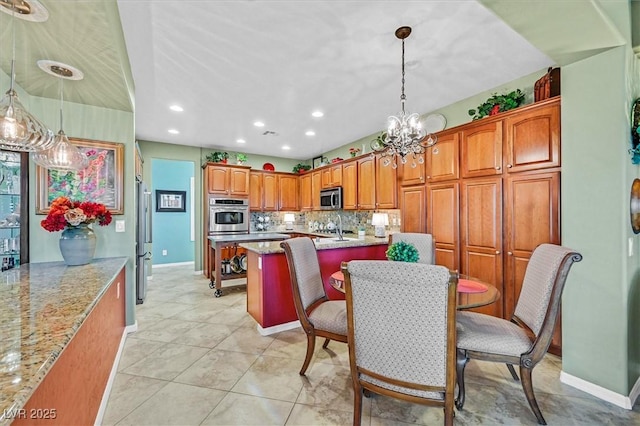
[
  {"left": 153, "top": 261, "right": 195, "bottom": 268},
  {"left": 256, "top": 320, "right": 300, "bottom": 336},
  {"left": 560, "top": 370, "right": 638, "bottom": 409},
  {"left": 94, "top": 326, "right": 130, "bottom": 425}
]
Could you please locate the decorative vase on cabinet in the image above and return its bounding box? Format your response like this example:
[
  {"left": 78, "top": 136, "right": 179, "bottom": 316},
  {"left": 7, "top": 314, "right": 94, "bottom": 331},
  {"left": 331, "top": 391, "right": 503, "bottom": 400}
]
[
  {"left": 0, "top": 150, "right": 28, "bottom": 270},
  {"left": 59, "top": 224, "right": 96, "bottom": 266}
]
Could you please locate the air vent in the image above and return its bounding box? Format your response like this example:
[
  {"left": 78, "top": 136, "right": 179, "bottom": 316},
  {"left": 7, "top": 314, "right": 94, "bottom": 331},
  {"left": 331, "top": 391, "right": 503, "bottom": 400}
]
[{"left": 262, "top": 131, "right": 278, "bottom": 136}]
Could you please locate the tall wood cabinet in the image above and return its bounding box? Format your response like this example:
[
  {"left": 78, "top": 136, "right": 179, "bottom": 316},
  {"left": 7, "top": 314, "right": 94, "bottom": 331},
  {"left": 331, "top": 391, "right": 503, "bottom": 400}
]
[
  {"left": 415, "top": 97, "right": 563, "bottom": 352},
  {"left": 205, "top": 163, "right": 250, "bottom": 197},
  {"left": 249, "top": 171, "right": 299, "bottom": 211}
]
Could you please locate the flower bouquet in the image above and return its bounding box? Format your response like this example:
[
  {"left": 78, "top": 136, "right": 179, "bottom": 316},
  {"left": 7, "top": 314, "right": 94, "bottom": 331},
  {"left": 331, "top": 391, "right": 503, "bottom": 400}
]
[
  {"left": 349, "top": 147, "right": 361, "bottom": 157},
  {"left": 41, "top": 196, "right": 112, "bottom": 232}
]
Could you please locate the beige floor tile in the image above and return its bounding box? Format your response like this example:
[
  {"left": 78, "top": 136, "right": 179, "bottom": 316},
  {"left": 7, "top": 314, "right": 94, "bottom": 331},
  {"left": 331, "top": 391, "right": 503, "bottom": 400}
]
[
  {"left": 173, "top": 348, "right": 258, "bottom": 390},
  {"left": 116, "top": 337, "right": 166, "bottom": 371},
  {"left": 285, "top": 403, "right": 357, "bottom": 426},
  {"left": 170, "top": 322, "right": 238, "bottom": 348},
  {"left": 122, "top": 342, "right": 209, "bottom": 380},
  {"left": 214, "top": 325, "right": 275, "bottom": 354},
  {"left": 231, "top": 356, "right": 305, "bottom": 402},
  {"left": 116, "top": 382, "right": 225, "bottom": 425},
  {"left": 201, "top": 392, "right": 294, "bottom": 425},
  {"left": 133, "top": 318, "right": 202, "bottom": 343},
  {"left": 101, "top": 373, "right": 168, "bottom": 425}
]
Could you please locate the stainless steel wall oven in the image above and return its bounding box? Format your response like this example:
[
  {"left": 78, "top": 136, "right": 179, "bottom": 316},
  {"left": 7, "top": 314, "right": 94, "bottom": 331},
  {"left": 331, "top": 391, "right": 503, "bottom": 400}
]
[{"left": 209, "top": 197, "right": 250, "bottom": 234}]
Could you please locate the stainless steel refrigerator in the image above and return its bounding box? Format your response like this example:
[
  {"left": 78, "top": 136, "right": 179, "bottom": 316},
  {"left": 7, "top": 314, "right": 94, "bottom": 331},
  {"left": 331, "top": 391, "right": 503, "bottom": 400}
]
[{"left": 136, "top": 179, "right": 152, "bottom": 304}]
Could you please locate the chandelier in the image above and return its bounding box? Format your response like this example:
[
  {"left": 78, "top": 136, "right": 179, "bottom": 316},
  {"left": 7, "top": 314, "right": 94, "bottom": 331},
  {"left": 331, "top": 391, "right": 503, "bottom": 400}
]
[
  {"left": 31, "top": 62, "right": 88, "bottom": 171},
  {"left": 0, "top": 0, "right": 54, "bottom": 152},
  {"left": 371, "top": 26, "right": 436, "bottom": 168}
]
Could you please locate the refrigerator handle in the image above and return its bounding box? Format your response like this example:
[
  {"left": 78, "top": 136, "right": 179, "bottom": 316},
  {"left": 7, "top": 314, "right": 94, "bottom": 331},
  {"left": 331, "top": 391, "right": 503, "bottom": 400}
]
[{"left": 144, "top": 190, "right": 153, "bottom": 243}]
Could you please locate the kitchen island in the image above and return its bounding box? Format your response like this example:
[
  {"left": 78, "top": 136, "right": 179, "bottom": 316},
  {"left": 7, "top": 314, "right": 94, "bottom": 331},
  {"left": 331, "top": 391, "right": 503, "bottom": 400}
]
[
  {"left": 241, "top": 236, "right": 388, "bottom": 335},
  {"left": 207, "top": 233, "right": 290, "bottom": 297},
  {"left": 0, "top": 257, "right": 127, "bottom": 425}
]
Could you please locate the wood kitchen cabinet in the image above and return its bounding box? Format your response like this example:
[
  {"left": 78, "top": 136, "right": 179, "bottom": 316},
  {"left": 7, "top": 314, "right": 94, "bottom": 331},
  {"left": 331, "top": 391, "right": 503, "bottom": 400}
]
[
  {"left": 356, "top": 156, "right": 376, "bottom": 210},
  {"left": 399, "top": 152, "right": 426, "bottom": 186},
  {"left": 426, "top": 131, "right": 459, "bottom": 182},
  {"left": 249, "top": 171, "right": 277, "bottom": 211},
  {"left": 400, "top": 185, "right": 426, "bottom": 233},
  {"left": 342, "top": 160, "right": 358, "bottom": 210},
  {"left": 311, "top": 170, "right": 322, "bottom": 210},
  {"left": 426, "top": 182, "right": 459, "bottom": 271},
  {"left": 460, "top": 177, "right": 504, "bottom": 318},
  {"left": 504, "top": 102, "right": 560, "bottom": 173},
  {"left": 375, "top": 155, "right": 398, "bottom": 209},
  {"left": 461, "top": 120, "right": 502, "bottom": 178},
  {"left": 504, "top": 170, "right": 560, "bottom": 346},
  {"left": 321, "top": 164, "right": 342, "bottom": 189},
  {"left": 278, "top": 173, "right": 299, "bottom": 211},
  {"left": 205, "top": 163, "right": 250, "bottom": 197},
  {"left": 299, "top": 173, "right": 312, "bottom": 211}
]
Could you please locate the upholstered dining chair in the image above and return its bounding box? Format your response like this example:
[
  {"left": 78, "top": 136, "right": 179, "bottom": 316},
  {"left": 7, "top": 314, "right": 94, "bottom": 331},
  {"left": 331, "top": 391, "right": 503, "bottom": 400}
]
[
  {"left": 280, "top": 237, "right": 348, "bottom": 375},
  {"left": 342, "top": 260, "right": 458, "bottom": 426},
  {"left": 455, "top": 243, "right": 582, "bottom": 425},
  {"left": 389, "top": 232, "right": 436, "bottom": 264}
]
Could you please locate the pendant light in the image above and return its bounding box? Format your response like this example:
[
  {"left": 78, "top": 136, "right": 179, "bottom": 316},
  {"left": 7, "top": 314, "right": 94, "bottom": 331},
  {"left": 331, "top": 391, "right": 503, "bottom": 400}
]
[
  {"left": 371, "top": 26, "right": 436, "bottom": 169},
  {"left": 31, "top": 62, "right": 88, "bottom": 171},
  {"left": 0, "top": 0, "right": 54, "bottom": 151}
]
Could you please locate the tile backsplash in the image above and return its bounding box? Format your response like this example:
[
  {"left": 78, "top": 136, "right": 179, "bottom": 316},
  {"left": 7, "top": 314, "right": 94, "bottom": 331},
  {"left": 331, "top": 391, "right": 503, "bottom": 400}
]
[{"left": 250, "top": 209, "right": 401, "bottom": 236}]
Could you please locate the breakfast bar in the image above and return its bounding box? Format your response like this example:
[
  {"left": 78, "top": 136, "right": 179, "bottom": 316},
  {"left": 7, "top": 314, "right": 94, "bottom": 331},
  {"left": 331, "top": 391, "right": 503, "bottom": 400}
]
[
  {"left": 0, "top": 257, "right": 127, "bottom": 425},
  {"left": 240, "top": 236, "right": 388, "bottom": 335}
]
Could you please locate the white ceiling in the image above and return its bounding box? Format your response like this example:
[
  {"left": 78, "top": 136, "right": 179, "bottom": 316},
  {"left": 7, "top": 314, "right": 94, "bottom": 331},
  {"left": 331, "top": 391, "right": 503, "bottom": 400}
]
[{"left": 116, "top": 0, "right": 554, "bottom": 160}]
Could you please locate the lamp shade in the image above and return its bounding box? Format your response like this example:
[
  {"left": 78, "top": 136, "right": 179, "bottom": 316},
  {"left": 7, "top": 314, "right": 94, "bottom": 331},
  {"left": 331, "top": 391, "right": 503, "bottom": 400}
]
[{"left": 371, "top": 213, "right": 389, "bottom": 226}]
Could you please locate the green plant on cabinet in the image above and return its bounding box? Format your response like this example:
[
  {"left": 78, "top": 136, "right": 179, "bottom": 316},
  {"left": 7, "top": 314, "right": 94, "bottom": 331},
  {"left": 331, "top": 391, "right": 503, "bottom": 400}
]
[
  {"left": 206, "top": 151, "right": 229, "bottom": 163},
  {"left": 468, "top": 89, "right": 525, "bottom": 120},
  {"left": 293, "top": 163, "right": 311, "bottom": 173}
]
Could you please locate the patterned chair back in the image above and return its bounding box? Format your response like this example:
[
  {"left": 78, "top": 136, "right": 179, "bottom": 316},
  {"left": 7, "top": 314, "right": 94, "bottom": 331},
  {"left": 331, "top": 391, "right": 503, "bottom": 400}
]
[
  {"left": 514, "top": 243, "right": 581, "bottom": 336},
  {"left": 344, "top": 260, "right": 457, "bottom": 399},
  {"left": 281, "top": 237, "right": 326, "bottom": 311},
  {"left": 389, "top": 233, "right": 435, "bottom": 264}
]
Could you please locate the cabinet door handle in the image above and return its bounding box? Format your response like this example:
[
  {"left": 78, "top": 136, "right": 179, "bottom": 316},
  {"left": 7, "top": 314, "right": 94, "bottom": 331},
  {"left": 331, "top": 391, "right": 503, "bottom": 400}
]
[
  {"left": 426, "top": 176, "right": 430, "bottom": 179},
  {"left": 495, "top": 166, "right": 501, "bottom": 170},
  {"left": 508, "top": 251, "right": 513, "bottom": 255},
  {"left": 507, "top": 164, "right": 513, "bottom": 168},
  {"left": 495, "top": 250, "right": 500, "bottom": 254}
]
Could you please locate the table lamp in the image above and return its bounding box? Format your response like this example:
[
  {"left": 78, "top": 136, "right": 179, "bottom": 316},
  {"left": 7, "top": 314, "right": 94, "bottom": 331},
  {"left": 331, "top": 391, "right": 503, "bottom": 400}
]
[
  {"left": 371, "top": 213, "right": 389, "bottom": 238},
  {"left": 284, "top": 213, "right": 295, "bottom": 230}
]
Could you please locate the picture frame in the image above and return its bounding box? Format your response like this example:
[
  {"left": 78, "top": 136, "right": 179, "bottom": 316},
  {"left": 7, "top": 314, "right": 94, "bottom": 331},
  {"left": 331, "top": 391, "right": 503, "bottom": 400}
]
[
  {"left": 156, "top": 190, "right": 186, "bottom": 212},
  {"left": 36, "top": 138, "right": 125, "bottom": 214},
  {"left": 313, "top": 155, "right": 324, "bottom": 169}
]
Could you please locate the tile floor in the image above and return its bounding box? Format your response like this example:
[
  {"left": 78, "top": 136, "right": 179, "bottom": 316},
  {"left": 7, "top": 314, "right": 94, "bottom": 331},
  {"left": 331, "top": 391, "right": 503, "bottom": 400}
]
[{"left": 102, "top": 264, "right": 640, "bottom": 425}]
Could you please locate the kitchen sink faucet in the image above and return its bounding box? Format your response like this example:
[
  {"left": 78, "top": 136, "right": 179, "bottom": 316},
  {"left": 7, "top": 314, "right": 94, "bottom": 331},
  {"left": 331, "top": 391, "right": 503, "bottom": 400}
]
[{"left": 336, "top": 214, "right": 344, "bottom": 241}]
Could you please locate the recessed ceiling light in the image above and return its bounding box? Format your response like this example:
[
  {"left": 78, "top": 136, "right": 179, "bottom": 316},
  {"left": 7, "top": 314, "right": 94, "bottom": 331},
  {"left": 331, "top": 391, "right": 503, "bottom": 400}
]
[
  {"left": 169, "top": 105, "right": 183, "bottom": 112},
  {"left": 282, "top": 145, "right": 291, "bottom": 150},
  {"left": 236, "top": 139, "right": 246, "bottom": 144},
  {"left": 305, "top": 130, "right": 315, "bottom": 136},
  {"left": 311, "top": 111, "right": 324, "bottom": 118},
  {"left": 168, "top": 129, "right": 179, "bottom": 134},
  {"left": 253, "top": 121, "right": 265, "bottom": 127}
]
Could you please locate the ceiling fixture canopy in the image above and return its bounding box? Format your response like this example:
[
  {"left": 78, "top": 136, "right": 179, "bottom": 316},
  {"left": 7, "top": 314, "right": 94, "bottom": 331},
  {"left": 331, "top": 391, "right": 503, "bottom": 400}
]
[
  {"left": 0, "top": 0, "right": 54, "bottom": 152},
  {"left": 31, "top": 62, "right": 88, "bottom": 171},
  {"left": 371, "top": 26, "right": 436, "bottom": 168}
]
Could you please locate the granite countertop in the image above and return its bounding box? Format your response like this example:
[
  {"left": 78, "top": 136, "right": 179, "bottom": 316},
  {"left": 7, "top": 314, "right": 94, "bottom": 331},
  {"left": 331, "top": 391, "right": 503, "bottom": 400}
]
[
  {"left": 208, "top": 233, "right": 291, "bottom": 243},
  {"left": 0, "top": 257, "right": 128, "bottom": 423},
  {"left": 241, "top": 235, "right": 389, "bottom": 254}
]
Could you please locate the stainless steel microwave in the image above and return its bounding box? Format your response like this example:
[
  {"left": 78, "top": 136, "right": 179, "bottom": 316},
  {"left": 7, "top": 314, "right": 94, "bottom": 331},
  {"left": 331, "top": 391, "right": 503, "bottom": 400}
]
[{"left": 320, "top": 187, "right": 342, "bottom": 210}]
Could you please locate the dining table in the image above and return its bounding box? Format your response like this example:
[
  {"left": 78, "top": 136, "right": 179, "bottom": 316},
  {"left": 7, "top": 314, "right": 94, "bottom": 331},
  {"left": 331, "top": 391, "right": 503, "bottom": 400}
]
[{"left": 329, "top": 270, "right": 500, "bottom": 310}]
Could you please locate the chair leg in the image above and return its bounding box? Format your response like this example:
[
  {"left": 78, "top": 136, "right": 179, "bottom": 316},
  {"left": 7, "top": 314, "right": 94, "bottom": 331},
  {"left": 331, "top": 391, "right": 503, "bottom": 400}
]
[
  {"left": 353, "top": 382, "right": 363, "bottom": 426},
  {"left": 444, "top": 401, "right": 454, "bottom": 426},
  {"left": 322, "top": 338, "right": 330, "bottom": 349},
  {"left": 299, "top": 333, "right": 316, "bottom": 376},
  {"left": 507, "top": 363, "right": 519, "bottom": 381},
  {"left": 455, "top": 348, "right": 469, "bottom": 410},
  {"left": 520, "top": 366, "right": 547, "bottom": 425}
]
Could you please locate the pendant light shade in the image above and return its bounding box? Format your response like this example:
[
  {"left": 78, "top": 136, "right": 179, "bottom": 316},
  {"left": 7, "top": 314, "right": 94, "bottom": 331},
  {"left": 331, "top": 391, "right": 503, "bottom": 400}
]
[
  {"left": 0, "top": 1, "right": 54, "bottom": 152},
  {"left": 31, "top": 62, "right": 88, "bottom": 171}
]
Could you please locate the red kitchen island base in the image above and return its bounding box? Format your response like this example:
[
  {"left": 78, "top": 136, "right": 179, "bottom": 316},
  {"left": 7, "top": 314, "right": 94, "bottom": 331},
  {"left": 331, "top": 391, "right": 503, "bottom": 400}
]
[{"left": 245, "top": 242, "right": 388, "bottom": 335}]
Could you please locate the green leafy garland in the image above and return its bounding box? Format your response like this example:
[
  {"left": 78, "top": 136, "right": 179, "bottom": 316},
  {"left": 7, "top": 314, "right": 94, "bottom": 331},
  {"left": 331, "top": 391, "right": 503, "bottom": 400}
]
[{"left": 468, "top": 89, "right": 525, "bottom": 120}]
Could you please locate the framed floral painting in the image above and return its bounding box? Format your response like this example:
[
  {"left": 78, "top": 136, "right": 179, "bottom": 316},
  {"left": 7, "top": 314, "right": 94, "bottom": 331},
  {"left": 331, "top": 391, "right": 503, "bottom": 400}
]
[{"left": 36, "top": 138, "right": 124, "bottom": 214}]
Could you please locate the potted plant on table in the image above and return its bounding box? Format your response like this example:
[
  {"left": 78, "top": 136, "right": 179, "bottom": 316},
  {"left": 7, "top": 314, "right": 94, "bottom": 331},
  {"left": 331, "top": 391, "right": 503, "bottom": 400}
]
[{"left": 386, "top": 241, "right": 419, "bottom": 263}]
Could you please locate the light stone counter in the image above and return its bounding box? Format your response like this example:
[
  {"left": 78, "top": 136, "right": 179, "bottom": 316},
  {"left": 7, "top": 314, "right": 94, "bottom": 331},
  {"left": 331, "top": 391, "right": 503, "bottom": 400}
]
[
  {"left": 240, "top": 235, "right": 389, "bottom": 254},
  {"left": 0, "top": 257, "right": 128, "bottom": 423}
]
